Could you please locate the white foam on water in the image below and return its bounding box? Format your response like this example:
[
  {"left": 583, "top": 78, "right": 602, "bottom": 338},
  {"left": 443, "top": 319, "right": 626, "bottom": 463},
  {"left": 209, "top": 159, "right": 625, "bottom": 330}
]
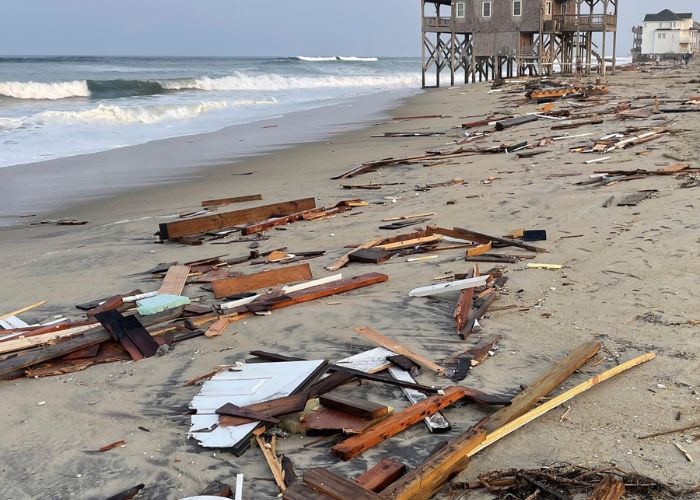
[{"left": 0, "top": 80, "right": 90, "bottom": 100}]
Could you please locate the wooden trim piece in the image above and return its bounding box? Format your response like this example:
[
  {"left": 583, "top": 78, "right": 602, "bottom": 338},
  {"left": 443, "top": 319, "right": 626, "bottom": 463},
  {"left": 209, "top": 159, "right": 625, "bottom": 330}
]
[
  {"left": 159, "top": 198, "right": 316, "bottom": 240},
  {"left": 354, "top": 458, "right": 406, "bottom": 493},
  {"left": 453, "top": 288, "right": 474, "bottom": 334},
  {"left": 353, "top": 326, "right": 445, "bottom": 376},
  {"left": 331, "top": 386, "right": 468, "bottom": 461},
  {"left": 327, "top": 239, "right": 382, "bottom": 272},
  {"left": 466, "top": 242, "right": 492, "bottom": 257},
  {"left": 303, "top": 468, "right": 382, "bottom": 499},
  {"left": 255, "top": 431, "right": 286, "bottom": 493},
  {"left": 212, "top": 263, "right": 313, "bottom": 299},
  {"left": 0, "top": 301, "right": 46, "bottom": 321},
  {"left": 201, "top": 194, "right": 262, "bottom": 207},
  {"left": 0, "top": 324, "right": 97, "bottom": 355},
  {"left": 159, "top": 265, "right": 191, "bottom": 295},
  {"left": 204, "top": 317, "right": 233, "bottom": 338}
]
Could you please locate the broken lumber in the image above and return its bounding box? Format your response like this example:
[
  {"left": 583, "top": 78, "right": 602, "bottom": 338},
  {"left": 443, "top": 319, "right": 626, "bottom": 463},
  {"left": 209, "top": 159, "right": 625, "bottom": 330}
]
[
  {"left": 354, "top": 458, "right": 406, "bottom": 493},
  {"left": 388, "top": 365, "right": 451, "bottom": 432},
  {"left": 212, "top": 263, "right": 313, "bottom": 299},
  {"left": 380, "top": 341, "right": 602, "bottom": 499},
  {"left": 95, "top": 310, "right": 159, "bottom": 360},
  {"left": 327, "top": 239, "right": 382, "bottom": 272},
  {"left": 495, "top": 115, "right": 538, "bottom": 131},
  {"left": 330, "top": 386, "right": 469, "bottom": 460},
  {"left": 158, "top": 198, "right": 316, "bottom": 240},
  {"left": 408, "top": 275, "right": 488, "bottom": 298},
  {"left": 353, "top": 326, "right": 446, "bottom": 376},
  {"left": 204, "top": 317, "right": 233, "bottom": 338},
  {"left": 158, "top": 265, "right": 191, "bottom": 295},
  {"left": 587, "top": 476, "right": 625, "bottom": 500},
  {"left": 302, "top": 468, "right": 381, "bottom": 499},
  {"left": 453, "top": 288, "right": 474, "bottom": 334},
  {"left": 320, "top": 393, "right": 390, "bottom": 420},
  {"left": 242, "top": 207, "right": 324, "bottom": 235},
  {"left": 201, "top": 194, "right": 262, "bottom": 208},
  {"left": 376, "top": 235, "right": 442, "bottom": 251},
  {"left": 452, "top": 227, "right": 547, "bottom": 253}
]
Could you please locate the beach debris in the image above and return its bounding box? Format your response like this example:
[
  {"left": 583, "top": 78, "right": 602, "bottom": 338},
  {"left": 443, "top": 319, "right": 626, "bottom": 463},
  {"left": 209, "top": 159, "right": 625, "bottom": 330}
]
[
  {"left": 211, "top": 263, "right": 312, "bottom": 299},
  {"left": 527, "top": 263, "right": 563, "bottom": 270},
  {"left": 201, "top": 193, "right": 262, "bottom": 208},
  {"left": 32, "top": 219, "right": 88, "bottom": 226},
  {"left": 408, "top": 275, "right": 488, "bottom": 297},
  {"left": 98, "top": 439, "right": 126, "bottom": 452},
  {"left": 617, "top": 190, "right": 658, "bottom": 206}
]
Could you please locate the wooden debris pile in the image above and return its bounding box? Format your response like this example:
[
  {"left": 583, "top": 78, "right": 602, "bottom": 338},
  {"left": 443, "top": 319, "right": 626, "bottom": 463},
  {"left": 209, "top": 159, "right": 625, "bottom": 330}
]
[{"left": 462, "top": 464, "right": 699, "bottom": 499}]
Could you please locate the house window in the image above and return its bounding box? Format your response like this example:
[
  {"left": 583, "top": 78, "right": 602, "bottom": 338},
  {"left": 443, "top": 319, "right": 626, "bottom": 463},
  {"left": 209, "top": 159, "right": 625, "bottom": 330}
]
[
  {"left": 513, "top": 0, "right": 522, "bottom": 16},
  {"left": 456, "top": 1, "right": 465, "bottom": 18},
  {"left": 482, "top": 1, "right": 491, "bottom": 17},
  {"left": 545, "top": 1, "right": 552, "bottom": 15}
]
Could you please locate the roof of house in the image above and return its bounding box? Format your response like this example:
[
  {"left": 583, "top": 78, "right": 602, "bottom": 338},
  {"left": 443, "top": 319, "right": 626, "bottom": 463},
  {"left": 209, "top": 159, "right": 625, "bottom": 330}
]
[{"left": 644, "top": 9, "right": 693, "bottom": 22}]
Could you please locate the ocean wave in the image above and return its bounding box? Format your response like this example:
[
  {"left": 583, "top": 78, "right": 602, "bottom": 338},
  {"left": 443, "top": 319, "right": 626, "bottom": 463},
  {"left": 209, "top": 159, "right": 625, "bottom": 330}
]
[
  {"left": 0, "top": 80, "right": 90, "bottom": 100},
  {"left": 161, "top": 72, "right": 418, "bottom": 91},
  {"left": 0, "top": 70, "right": 416, "bottom": 101},
  {"left": 34, "top": 99, "right": 276, "bottom": 125},
  {"left": 295, "top": 56, "right": 379, "bottom": 62}
]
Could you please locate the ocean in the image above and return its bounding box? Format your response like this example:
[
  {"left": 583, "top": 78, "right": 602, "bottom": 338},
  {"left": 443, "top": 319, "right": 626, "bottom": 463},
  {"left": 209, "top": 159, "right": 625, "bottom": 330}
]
[{"left": 0, "top": 56, "right": 421, "bottom": 168}]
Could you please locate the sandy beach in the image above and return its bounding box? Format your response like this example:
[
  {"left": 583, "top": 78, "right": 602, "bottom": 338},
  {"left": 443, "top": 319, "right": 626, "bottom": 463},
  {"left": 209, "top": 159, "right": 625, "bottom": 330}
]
[{"left": 1, "top": 63, "right": 699, "bottom": 500}]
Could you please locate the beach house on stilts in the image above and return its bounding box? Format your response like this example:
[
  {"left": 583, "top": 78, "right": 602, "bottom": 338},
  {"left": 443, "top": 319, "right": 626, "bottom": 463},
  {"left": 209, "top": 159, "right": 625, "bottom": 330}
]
[{"left": 421, "top": 0, "right": 619, "bottom": 87}]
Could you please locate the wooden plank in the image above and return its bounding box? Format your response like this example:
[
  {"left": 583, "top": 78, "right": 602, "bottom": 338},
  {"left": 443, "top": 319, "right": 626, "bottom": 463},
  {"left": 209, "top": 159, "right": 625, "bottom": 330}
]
[
  {"left": 484, "top": 341, "right": 601, "bottom": 432},
  {"left": 330, "top": 386, "right": 468, "bottom": 461},
  {"left": 469, "top": 353, "right": 656, "bottom": 457},
  {"left": 354, "top": 458, "right": 406, "bottom": 493},
  {"left": 158, "top": 265, "right": 191, "bottom": 295},
  {"left": 212, "top": 263, "right": 312, "bottom": 299},
  {"left": 353, "top": 326, "right": 445, "bottom": 376},
  {"left": 453, "top": 288, "right": 474, "bottom": 334},
  {"left": 204, "top": 317, "right": 233, "bottom": 338},
  {"left": 216, "top": 403, "right": 280, "bottom": 424},
  {"left": 218, "top": 393, "right": 309, "bottom": 426},
  {"left": 617, "top": 190, "right": 656, "bottom": 206},
  {"left": 380, "top": 430, "right": 487, "bottom": 500},
  {"left": 388, "top": 366, "right": 451, "bottom": 432},
  {"left": 301, "top": 407, "right": 377, "bottom": 434},
  {"left": 201, "top": 194, "right": 263, "bottom": 207},
  {"left": 466, "top": 242, "right": 492, "bottom": 257},
  {"left": 0, "top": 301, "right": 46, "bottom": 321},
  {"left": 376, "top": 235, "right": 442, "bottom": 251},
  {"left": 95, "top": 310, "right": 159, "bottom": 360},
  {"left": 0, "top": 324, "right": 98, "bottom": 355},
  {"left": 242, "top": 207, "right": 323, "bottom": 235},
  {"left": 238, "top": 273, "right": 388, "bottom": 312},
  {"left": 349, "top": 248, "right": 394, "bottom": 264},
  {"left": 453, "top": 227, "right": 547, "bottom": 253},
  {"left": 467, "top": 334, "right": 502, "bottom": 365},
  {"left": 381, "top": 341, "right": 604, "bottom": 500},
  {"left": 159, "top": 198, "right": 316, "bottom": 240},
  {"left": 303, "top": 468, "right": 382, "bottom": 499},
  {"left": 284, "top": 483, "right": 335, "bottom": 499},
  {"left": 319, "top": 393, "right": 390, "bottom": 420},
  {"left": 327, "top": 239, "right": 382, "bottom": 272},
  {"left": 655, "top": 162, "right": 689, "bottom": 175}
]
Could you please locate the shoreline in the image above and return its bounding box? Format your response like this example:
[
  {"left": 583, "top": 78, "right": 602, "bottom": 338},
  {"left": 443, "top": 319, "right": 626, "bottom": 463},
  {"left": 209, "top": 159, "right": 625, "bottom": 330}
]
[
  {"left": 0, "top": 88, "right": 418, "bottom": 226},
  {"left": 2, "top": 63, "right": 699, "bottom": 499}
]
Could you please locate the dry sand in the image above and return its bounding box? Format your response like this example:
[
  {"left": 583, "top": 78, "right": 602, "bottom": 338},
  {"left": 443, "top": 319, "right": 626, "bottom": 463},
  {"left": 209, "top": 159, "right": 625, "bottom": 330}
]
[{"left": 1, "top": 63, "right": 699, "bottom": 499}]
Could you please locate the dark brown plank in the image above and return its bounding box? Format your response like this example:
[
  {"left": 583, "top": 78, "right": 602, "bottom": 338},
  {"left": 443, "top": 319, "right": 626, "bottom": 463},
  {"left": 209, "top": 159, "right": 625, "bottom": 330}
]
[
  {"left": 201, "top": 194, "right": 263, "bottom": 208},
  {"left": 319, "top": 393, "right": 389, "bottom": 420},
  {"left": 212, "top": 263, "right": 313, "bottom": 298},
  {"left": 96, "top": 310, "right": 159, "bottom": 360},
  {"left": 241, "top": 208, "right": 323, "bottom": 235},
  {"left": 283, "top": 482, "right": 334, "bottom": 499},
  {"left": 215, "top": 403, "right": 281, "bottom": 424},
  {"left": 303, "top": 468, "right": 382, "bottom": 499},
  {"left": 218, "top": 393, "right": 309, "bottom": 426},
  {"left": 348, "top": 248, "right": 394, "bottom": 264},
  {"left": 159, "top": 198, "right": 316, "bottom": 240},
  {"left": 354, "top": 458, "right": 406, "bottom": 492}
]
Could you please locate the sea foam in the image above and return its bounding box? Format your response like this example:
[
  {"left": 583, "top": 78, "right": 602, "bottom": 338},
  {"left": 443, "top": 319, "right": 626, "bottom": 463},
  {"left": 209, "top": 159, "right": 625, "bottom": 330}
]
[{"left": 0, "top": 80, "right": 90, "bottom": 100}]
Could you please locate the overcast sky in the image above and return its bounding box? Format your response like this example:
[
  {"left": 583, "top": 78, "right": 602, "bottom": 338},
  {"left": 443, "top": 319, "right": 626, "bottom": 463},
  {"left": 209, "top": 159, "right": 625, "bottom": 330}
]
[{"left": 1, "top": 0, "right": 698, "bottom": 57}]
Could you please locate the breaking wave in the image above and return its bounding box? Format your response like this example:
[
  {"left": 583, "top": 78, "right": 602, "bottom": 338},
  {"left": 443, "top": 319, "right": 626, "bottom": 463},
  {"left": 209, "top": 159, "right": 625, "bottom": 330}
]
[
  {"left": 32, "top": 99, "right": 277, "bottom": 125},
  {"left": 0, "top": 70, "right": 412, "bottom": 100},
  {"left": 0, "top": 80, "right": 90, "bottom": 100},
  {"left": 161, "top": 72, "right": 418, "bottom": 92},
  {"left": 295, "top": 56, "right": 379, "bottom": 62}
]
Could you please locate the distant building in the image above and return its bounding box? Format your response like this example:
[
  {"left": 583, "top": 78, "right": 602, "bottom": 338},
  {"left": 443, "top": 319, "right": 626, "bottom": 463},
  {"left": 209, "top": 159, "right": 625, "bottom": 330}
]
[
  {"left": 640, "top": 9, "right": 700, "bottom": 58},
  {"left": 631, "top": 25, "right": 642, "bottom": 59},
  {"left": 420, "top": 0, "right": 619, "bottom": 88}
]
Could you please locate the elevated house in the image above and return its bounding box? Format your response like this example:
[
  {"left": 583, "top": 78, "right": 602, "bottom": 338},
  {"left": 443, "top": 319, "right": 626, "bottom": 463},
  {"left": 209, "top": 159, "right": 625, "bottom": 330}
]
[
  {"left": 421, "top": 0, "right": 619, "bottom": 87},
  {"left": 639, "top": 10, "right": 700, "bottom": 59}
]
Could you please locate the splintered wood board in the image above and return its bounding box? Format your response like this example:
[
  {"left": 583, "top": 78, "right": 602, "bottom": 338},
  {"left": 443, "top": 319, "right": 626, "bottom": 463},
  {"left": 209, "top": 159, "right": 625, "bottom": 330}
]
[
  {"left": 212, "top": 263, "right": 312, "bottom": 299},
  {"left": 159, "top": 198, "right": 316, "bottom": 240},
  {"left": 159, "top": 265, "right": 191, "bottom": 295},
  {"left": 201, "top": 194, "right": 262, "bottom": 207}
]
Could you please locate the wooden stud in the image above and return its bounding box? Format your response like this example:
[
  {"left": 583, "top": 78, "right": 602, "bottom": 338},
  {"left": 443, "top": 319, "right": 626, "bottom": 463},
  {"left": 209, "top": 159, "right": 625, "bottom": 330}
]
[
  {"left": 212, "top": 263, "right": 313, "bottom": 299},
  {"left": 319, "top": 393, "right": 390, "bottom": 420},
  {"left": 303, "top": 468, "right": 382, "bottom": 499},
  {"left": 158, "top": 265, "right": 191, "bottom": 295},
  {"left": 201, "top": 194, "right": 262, "bottom": 207},
  {"left": 354, "top": 458, "right": 406, "bottom": 493},
  {"left": 331, "top": 386, "right": 469, "bottom": 461},
  {"left": 327, "top": 239, "right": 383, "bottom": 271}
]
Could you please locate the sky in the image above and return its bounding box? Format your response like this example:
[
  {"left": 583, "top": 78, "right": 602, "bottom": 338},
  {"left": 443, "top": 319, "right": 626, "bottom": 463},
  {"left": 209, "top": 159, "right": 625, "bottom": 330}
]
[{"left": 1, "top": 0, "right": 698, "bottom": 57}]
